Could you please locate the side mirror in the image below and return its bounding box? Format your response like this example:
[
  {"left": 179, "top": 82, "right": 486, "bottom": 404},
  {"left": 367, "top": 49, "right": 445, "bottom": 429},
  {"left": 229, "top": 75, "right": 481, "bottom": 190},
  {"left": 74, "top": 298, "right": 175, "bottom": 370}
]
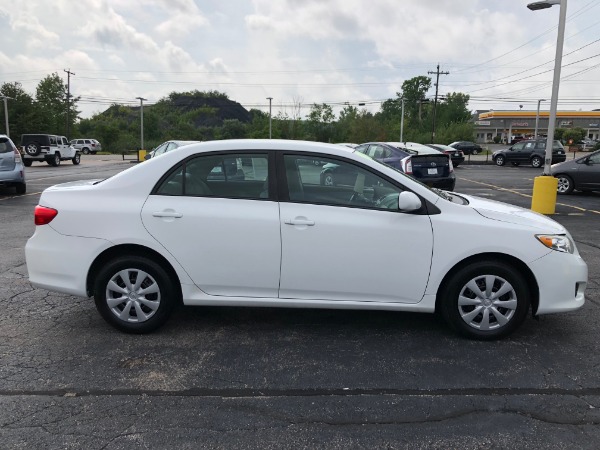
[
  {"left": 398, "top": 191, "right": 422, "bottom": 212},
  {"left": 144, "top": 153, "right": 152, "bottom": 160}
]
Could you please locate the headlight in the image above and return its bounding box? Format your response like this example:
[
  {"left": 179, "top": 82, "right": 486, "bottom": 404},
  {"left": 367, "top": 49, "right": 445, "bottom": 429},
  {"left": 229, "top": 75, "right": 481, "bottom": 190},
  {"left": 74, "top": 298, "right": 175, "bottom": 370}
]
[{"left": 535, "top": 234, "right": 574, "bottom": 253}]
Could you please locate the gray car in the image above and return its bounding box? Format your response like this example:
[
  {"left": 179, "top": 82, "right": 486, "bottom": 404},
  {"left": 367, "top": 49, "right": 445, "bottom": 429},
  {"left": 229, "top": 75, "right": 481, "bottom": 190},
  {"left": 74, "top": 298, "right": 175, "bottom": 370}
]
[
  {"left": 0, "top": 135, "right": 26, "bottom": 194},
  {"left": 551, "top": 149, "right": 600, "bottom": 194},
  {"left": 144, "top": 140, "right": 201, "bottom": 160}
]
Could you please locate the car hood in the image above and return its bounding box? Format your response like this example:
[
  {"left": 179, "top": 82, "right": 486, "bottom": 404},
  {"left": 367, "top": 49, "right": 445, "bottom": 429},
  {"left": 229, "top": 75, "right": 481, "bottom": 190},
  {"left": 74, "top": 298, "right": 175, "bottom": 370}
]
[{"left": 459, "top": 194, "right": 565, "bottom": 233}]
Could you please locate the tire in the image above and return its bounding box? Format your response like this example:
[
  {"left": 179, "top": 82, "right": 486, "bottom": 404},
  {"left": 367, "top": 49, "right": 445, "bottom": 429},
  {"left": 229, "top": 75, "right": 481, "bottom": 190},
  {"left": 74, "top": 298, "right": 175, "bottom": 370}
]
[
  {"left": 72, "top": 153, "right": 81, "bottom": 165},
  {"left": 531, "top": 155, "right": 543, "bottom": 168},
  {"left": 25, "top": 142, "right": 41, "bottom": 156},
  {"left": 15, "top": 183, "right": 26, "bottom": 195},
  {"left": 556, "top": 174, "right": 574, "bottom": 194},
  {"left": 49, "top": 153, "right": 60, "bottom": 167},
  {"left": 82, "top": 148, "right": 90, "bottom": 155},
  {"left": 494, "top": 155, "right": 505, "bottom": 166},
  {"left": 23, "top": 159, "right": 33, "bottom": 167},
  {"left": 511, "top": 162, "right": 520, "bottom": 167},
  {"left": 93, "top": 255, "right": 177, "bottom": 333},
  {"left": 322, "top": 172, "right": 335, "bottom": 186},
  {"left": 439, "top": 260, "right": 530, "bottom": 340},
  {"left": 472, "top": 148, "right": 480, "bottom": 155}
]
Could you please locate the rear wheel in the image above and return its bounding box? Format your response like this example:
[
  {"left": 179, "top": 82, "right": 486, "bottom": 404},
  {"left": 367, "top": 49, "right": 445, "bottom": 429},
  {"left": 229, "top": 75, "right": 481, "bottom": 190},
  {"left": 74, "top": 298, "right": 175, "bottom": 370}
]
[
  {"left": 494, "top": 155, "right": 505, "bottom": 166},
  {"left": 15, "top": 183, "right": 26, "bottom": 195},
  {"left": 72, "top": 153, "right": 81, "bottom": 165},
  {"left": 531, "top": 155, "right": 543, "bottom": 168},
  {"left": 93, "top": 255, "right": 177, "bottom": 333},
  {"left": 472, "top": 148, "right": 480, "bottom": 155},
  {"left": 49, "top": 153, "right": 60, "bottom": 167},
  {"left": 556, "top": 174, "right": 574, "bottom": 194},
  {"left": 440, "top": 261, "right": 530, "bottom": 340}
]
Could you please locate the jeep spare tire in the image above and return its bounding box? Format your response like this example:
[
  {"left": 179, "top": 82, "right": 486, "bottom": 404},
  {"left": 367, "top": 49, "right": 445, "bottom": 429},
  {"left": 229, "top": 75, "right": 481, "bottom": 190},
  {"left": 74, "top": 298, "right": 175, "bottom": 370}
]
[{"left": 25, "top": 142, "right": 41, "bottom": 156}]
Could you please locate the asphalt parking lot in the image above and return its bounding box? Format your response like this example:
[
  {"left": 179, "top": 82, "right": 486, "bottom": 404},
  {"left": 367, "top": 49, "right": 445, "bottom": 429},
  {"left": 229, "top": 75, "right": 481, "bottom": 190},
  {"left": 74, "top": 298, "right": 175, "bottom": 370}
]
[{"left": 1, "top": 155, "right": 599, "bottom": 448}]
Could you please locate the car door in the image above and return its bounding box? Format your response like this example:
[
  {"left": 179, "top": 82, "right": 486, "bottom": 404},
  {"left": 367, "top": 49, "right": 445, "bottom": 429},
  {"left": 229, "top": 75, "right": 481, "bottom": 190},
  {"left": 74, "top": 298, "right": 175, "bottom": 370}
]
[
  {"left": 507, "top": 142, "right": 525, "bottom": 163},
  {"left": 141, "top": 152, "right": 281, "bottom": 298},
  {"left": 278, "top": 153, "right": 434, "bottom": 304},
  {"left": 61, "top": 137, "right": 75, "bottom": 156},
  {"left": 577, "top": 152, "right": 600, "bottom": 190}
]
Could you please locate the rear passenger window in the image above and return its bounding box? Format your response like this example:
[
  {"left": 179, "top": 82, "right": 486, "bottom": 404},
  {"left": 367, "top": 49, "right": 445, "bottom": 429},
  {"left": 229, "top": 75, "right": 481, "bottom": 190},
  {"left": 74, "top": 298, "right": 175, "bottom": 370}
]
[{"left": 155, "top": 153, "right": 269, "bottom": 199}]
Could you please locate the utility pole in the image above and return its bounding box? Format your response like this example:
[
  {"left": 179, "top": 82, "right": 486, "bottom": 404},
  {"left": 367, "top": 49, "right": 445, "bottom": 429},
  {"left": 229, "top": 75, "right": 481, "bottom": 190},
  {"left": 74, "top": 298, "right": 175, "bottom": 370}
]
[
  {"left": 399, "top": 97, "right": 405, "bottom": 142},
  {"left": 0, "top": 95, "right": 12, "bottom": 138},
  {"left": 266, "top": 97, "right": 273, "bottom": 138},
  {"left": 427, "top": 64, "right": 449, "bottom": 143},
  {"left": 136, "top": 97, "right": 147, "bottom": 150},
  {"left": 64, "top": 69, "right": 75, "bottom": 139}
]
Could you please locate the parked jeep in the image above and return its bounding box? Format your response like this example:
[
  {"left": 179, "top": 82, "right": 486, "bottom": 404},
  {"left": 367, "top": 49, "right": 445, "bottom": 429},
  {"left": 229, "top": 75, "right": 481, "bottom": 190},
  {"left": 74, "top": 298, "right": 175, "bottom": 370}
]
[{"left": 20, "top": 134, "right": 80, "bottom": 167}]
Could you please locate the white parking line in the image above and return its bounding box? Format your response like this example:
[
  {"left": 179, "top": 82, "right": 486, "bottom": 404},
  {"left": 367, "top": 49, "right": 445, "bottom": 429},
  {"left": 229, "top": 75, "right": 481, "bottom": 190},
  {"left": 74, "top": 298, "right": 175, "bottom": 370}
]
[{"left": 0, "top": 192, "right": 42, "bottom": 201}]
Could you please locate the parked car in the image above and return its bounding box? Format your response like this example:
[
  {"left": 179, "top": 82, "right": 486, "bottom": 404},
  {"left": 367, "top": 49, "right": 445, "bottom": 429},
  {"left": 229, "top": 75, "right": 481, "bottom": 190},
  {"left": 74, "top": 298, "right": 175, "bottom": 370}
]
[
  {"left": 20, "top": 134, "right": 80, "bottom": 167},
  {"left": 551, "top": 149, "right": 600, "bottom": 194},
  {"left": 492, "top": 139, "right": 566, "bottom": 168},
  {"left": 25, "top": 139, "right": 587, "bottom": 340},
  {"left": 427, "top": 144, "right": 465, "bottom": 167},
  {"left": 346, "top": 142, "right": 455, "bottom": 190},
  {"left": 336, "top": 143, "right": 359, "bottom": 149},
  {"left": 145, "top": 140, "right": 200, "bottom": 160},
  {"left": 448, "top": 141, "right": 483, "bottom": 155},
  {"left": 0, "top": 135, "right": 26, "bottom": 194},
  {"left": 70, "top": 138, "right": 101, "bottom": 154}
]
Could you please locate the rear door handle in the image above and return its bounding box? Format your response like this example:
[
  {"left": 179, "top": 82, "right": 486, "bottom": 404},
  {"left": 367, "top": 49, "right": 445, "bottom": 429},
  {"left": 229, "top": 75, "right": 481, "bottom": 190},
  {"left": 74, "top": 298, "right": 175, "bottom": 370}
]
[
  {"left": 284, "top": 218, "right": 315, "bottom": 226},
  {"left": 152, "top": 211, "right": 183, "bottom": 218}
]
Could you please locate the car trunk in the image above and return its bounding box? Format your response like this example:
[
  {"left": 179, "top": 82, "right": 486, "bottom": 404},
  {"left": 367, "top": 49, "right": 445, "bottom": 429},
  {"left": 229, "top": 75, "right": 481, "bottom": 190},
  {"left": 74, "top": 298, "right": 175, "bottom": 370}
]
[
  {"left": 411, "top": 154, "right": 450, "bottom": 178},
  {"left": 0, "top": 150, "right": 16, "bottom": 172}
]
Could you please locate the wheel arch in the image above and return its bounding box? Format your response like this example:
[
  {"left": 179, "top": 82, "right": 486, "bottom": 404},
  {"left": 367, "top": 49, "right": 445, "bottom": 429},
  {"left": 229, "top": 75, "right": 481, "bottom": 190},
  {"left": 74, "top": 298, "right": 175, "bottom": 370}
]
[
  {"left": 434, "top": 252, "right": 540, "bottom": 315},
  {"left": 86, "top": 244, "right": 183, "bottom": 302}
]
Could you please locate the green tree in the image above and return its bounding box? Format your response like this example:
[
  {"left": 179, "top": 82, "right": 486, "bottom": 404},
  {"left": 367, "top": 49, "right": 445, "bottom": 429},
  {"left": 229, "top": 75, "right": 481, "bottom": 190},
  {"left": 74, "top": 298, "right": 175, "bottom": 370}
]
[
  {"left": 562, "top": 127, "right": 586, "bottom": 145},
  {"left": 306, "top": 103, "right": 334, "bottom": 142},
  {"left": 399, "top": 76, "right": 432, "bottom": 125},
  {"left": 35, "top": 73, "right": 79, "bottom": 137},
  {"left": 0, "top": 82, "right": 37, "bottom": 140}
]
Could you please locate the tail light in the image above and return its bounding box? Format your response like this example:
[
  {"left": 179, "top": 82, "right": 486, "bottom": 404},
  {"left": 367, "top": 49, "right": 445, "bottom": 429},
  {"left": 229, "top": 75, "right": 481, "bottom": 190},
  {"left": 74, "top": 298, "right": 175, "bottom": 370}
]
[
  {"left": 34, "top": 205, "right": 58, "bottom": 225},
  {"left": 449, "top": 157, "right": 454, "bottom": 173},
  {"left": 13, "top": 147, "right": 22, "bottom": 163},
  {"left": 402, "top": 157, "right": 413, "bottom": 174}
]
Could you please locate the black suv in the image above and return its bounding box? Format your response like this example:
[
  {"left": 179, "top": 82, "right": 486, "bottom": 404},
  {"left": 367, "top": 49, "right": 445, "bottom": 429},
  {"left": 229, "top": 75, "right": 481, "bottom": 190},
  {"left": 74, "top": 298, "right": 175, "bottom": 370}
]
[{"left": 492, "top": 139, "right": 566, "bottom": 168}]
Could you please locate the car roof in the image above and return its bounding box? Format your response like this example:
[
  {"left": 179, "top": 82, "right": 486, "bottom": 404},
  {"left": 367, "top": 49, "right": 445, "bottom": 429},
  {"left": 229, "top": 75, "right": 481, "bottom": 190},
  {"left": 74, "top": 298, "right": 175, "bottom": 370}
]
[{"left": 387, "top": 142, "right": 441, "bottom": 155}]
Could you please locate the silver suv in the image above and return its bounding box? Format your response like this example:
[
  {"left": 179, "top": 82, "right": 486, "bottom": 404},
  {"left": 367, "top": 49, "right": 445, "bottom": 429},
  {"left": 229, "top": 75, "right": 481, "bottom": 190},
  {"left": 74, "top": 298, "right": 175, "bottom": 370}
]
[
  {"left": 20, "top": 134, "right": 80, "bottom": 167},
  {"left": 70, "top": 138, "right": 101, "bottom": 154},
  {"left": 0, "top": 135, "right": 26, "bottom": 194}
]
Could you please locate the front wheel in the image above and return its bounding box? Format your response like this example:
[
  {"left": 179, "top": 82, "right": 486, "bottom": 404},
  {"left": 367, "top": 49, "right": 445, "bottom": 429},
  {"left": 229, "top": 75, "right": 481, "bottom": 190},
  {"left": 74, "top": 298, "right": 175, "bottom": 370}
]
[
  {"left": 93, "top": 255, "right": 177, "bottom": 333},
  {"left": 531, "top": 156, "right": 543, "bottom": 168},
  {"left": 439, "top": 261, "right": 530, "bottom": 340},
  {"left": 556, "top": 174, "right": 574, "bottom": 194},
  {"left": 72, "top": 153, "right": 81, "bottom": 165},
  {"left": 82, "top": 148, "right": 90, "bottom": 155},
  {"left": 494, "top": 155, "right": 505, "bottom": 166}
]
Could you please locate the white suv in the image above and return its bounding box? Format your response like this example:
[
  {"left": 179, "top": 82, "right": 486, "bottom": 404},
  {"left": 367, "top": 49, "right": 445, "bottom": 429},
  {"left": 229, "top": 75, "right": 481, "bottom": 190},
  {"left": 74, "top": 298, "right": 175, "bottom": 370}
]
[
  {"left": 20, "top": 134, "right": 80, "bottom": 167},
  {"left": 70, "top": 138, "right": 101, "bottom": 154}
]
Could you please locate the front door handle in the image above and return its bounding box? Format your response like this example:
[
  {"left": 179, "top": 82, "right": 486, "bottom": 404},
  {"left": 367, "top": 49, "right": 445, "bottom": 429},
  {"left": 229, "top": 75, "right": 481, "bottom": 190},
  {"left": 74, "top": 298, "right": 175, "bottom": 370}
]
[
  {"left": 152, "top": 211, "right": 183, "bottom": 218},
  {"left": 284, "top": 218, "right": 315, "bottom": 226}
]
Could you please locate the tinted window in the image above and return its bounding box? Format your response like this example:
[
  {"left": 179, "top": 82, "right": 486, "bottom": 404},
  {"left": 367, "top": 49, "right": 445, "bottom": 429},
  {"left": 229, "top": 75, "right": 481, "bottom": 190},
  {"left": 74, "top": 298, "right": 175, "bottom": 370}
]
[
  {"left": 0, "top": 138, "right": 13, "bottom": 154},
  {"left": 512, "top": 142, "right": 526, "bottom": 150},
  {"left": 284, "top": 154, "right": 403, "bottom": 210},
  {"left": 156, "top": 153, "right": 268, "bottom": 199}
]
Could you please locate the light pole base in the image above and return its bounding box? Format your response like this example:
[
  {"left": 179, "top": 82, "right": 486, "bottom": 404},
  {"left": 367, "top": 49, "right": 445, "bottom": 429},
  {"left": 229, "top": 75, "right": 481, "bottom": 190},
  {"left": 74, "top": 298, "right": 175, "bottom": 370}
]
[{"left": 531, "top": 175, "right": 558, "bottom": 215}]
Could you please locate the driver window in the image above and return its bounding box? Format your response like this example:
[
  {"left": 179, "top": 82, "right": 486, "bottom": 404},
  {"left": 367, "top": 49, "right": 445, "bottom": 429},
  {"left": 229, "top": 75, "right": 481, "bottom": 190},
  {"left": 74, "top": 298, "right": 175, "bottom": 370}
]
[
  {"left": 512, "top": 142, "right": 525, "bottom": 151},
  {"left": 284, "top": 155, "right": 403, "bottom": 210}
]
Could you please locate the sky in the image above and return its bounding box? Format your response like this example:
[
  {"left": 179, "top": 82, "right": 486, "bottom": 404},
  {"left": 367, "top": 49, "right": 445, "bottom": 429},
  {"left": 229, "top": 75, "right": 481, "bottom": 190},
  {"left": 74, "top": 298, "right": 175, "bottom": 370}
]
[{"left": 0, "top": 0, "right": 599, "bottom": 120}]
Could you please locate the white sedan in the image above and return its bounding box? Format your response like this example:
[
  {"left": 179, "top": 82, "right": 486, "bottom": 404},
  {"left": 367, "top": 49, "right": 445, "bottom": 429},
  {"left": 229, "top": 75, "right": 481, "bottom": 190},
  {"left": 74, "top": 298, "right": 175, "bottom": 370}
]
[{"left": 25, "top": 140, "right": 588, "bottom": 340}]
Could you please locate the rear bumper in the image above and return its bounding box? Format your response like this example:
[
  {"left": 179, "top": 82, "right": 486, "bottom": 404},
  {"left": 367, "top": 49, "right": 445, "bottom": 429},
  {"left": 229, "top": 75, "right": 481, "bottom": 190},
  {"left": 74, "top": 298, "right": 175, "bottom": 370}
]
[
  {"left": 26, "top": 225, "right": 111, "bottom": 297},
  {"left": 0, "top": 166, "right": 25, "bottom": 184}
]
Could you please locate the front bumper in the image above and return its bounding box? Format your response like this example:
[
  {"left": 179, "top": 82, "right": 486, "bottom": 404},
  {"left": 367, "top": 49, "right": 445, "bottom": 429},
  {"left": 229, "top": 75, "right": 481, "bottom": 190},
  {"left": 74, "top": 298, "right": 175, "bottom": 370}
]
[{"left": 529, "top": 249, "right": 587, "bottom": 315}]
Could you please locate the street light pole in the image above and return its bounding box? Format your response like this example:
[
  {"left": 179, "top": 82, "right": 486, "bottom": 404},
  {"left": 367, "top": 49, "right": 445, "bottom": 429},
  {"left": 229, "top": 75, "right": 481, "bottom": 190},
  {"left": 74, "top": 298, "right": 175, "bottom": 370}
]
[
  {"left": 0, "top": 96, "right": 12, "bottom": 138},
  {"left": 136, "top": 97, "right": 147, "bottom": 150},
  {"left": 266, "top": 97, "right": 273, "bottom": 139},
  {"left": 528, "top": 0, "right": 566, "bottom": 215},
  {"left": 534, "top": 99, "right": 546, "bottom": 140}
]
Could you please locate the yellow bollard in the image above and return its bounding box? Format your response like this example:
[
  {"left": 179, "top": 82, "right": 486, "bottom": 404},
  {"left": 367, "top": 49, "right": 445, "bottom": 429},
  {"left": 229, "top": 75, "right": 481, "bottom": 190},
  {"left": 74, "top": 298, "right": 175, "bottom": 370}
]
[
  {"left": 138, "top": 150, "right": 147, "bottom": 162},
  {"left": 531, "top": 176, "right": 558, "bottom": 215}
]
